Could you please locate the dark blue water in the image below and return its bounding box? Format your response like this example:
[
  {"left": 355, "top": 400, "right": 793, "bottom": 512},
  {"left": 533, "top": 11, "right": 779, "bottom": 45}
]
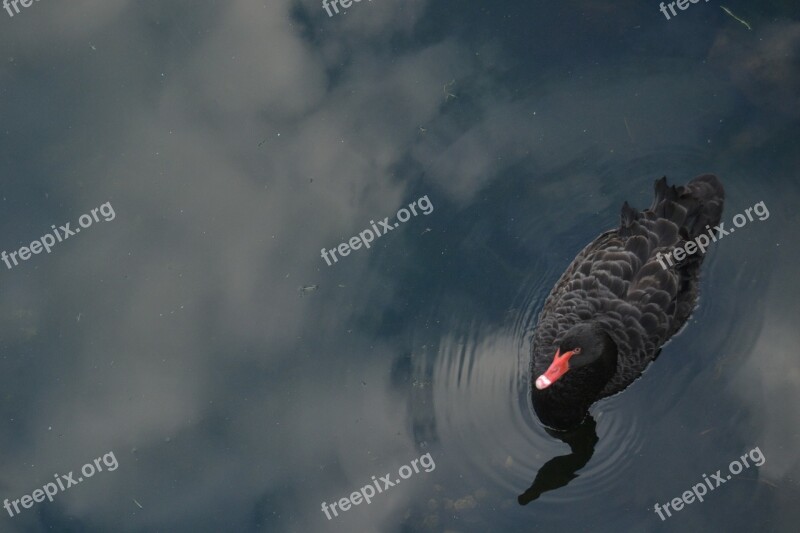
[{"left": 0, "top": 1, "right": 798, "bottom": 532}]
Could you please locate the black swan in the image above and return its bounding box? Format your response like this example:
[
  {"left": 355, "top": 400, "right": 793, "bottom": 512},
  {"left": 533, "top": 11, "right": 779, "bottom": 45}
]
[{"left": 531, "top": 175, "right": 724, "bottom": 431}]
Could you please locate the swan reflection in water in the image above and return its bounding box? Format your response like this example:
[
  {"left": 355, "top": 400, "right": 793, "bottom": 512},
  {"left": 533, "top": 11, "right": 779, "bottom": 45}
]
[{"left": 518, "top": 415, "right": 598, "bottom": 505}]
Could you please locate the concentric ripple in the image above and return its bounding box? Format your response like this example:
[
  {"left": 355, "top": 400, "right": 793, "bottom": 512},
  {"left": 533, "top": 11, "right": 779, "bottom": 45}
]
[{"left": 409, "top": 248, "right": 646, "bottom": 518}]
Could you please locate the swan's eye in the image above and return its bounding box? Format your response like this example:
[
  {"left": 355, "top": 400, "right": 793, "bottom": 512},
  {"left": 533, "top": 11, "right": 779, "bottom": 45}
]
[{"left": 573, "top": 347, "right": 582, "bottom": 354}]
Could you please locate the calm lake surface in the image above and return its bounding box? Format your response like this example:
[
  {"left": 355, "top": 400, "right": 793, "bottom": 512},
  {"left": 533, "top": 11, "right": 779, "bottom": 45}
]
[{"left": 0, "top": 1, "right": 798, "bottom": 532}]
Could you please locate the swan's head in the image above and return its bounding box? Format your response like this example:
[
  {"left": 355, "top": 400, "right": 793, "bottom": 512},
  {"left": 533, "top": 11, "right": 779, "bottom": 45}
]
[{"left": 535, "top": 323, "right": 617, "bottom": 390}]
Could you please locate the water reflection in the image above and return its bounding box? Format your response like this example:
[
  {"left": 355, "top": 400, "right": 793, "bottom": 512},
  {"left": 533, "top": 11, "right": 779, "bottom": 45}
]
[
  {"left": 0, "top": 0, "right": 797, "bottom": 531},
  {"left": 518, "top": 415, "right": 598, "bottom": 505}
]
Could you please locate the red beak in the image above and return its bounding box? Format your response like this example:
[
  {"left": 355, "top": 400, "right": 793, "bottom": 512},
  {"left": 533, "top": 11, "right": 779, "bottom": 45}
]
[{"left": 535, "top": 348, "right": 577, "bottom": 390}]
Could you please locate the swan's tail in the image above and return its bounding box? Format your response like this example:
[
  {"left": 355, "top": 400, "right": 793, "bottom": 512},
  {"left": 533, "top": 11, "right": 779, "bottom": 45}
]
[{"left": 649, "top": 174, "right": 725, "bottom": 242}]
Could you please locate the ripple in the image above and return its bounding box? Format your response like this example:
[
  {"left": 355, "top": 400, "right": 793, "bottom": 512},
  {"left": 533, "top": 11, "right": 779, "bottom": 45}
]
[{"left": 407, "top": 247, "right": 647, "bottom": 516}]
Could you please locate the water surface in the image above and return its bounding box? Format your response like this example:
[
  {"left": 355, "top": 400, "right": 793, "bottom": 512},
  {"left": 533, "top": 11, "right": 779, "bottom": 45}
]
[{"left": 0, "top": 0, "right": 798, "bottom": 531}]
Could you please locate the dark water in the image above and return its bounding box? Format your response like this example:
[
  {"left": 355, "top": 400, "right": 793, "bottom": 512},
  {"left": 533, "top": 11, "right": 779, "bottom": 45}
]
[{"left": 1, "top": 1, "right": 798, "bottom": 532}]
